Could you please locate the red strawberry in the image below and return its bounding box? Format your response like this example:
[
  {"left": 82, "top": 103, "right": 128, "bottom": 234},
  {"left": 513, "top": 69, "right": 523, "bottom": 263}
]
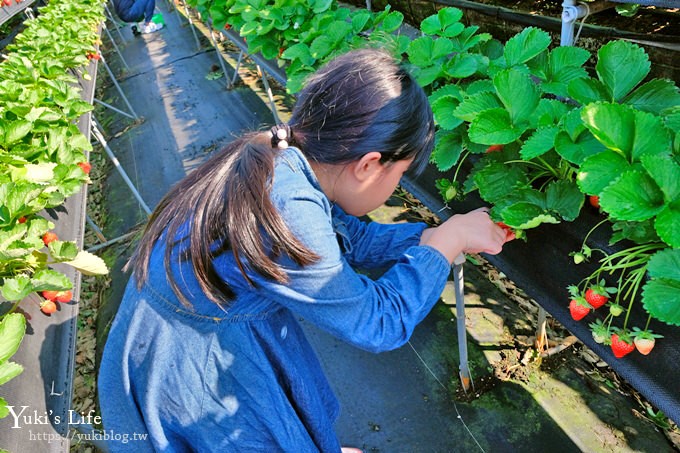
[
  {"left": 485, "top": 144, "right": 503, "bottom": 153},
  {"left": 610, "top": 333, "right": 635, "bottom": 358},
  {"left": 55, "top": 290, "right": 73, "bottom": 303},
  {"left": 78, "top": 162, "right": 92, "bottom": 174},
  {"left": 18, "top": 216, "right": 27, "bottom": 223},
  {"left": 42, "top": 290, "right": 59, "bottom": 301},
  {"left": 43, "top": 232, "right": 58, "bottom": 246},
  {"left": 40, "top": 300, "right": 58, "bottom": 315},
  {"left": 589, "top": 195, "right": 600, "bottom": 209},
  {"left": 585, "top": 288, "right": 608, "bottom": 309},
  {"left": 569, "top": 298, "right": 591, "bottom": 321}
]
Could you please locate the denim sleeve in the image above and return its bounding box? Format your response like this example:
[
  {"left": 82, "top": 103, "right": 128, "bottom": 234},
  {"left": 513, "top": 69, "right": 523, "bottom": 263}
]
[
  {"left": 332, "top": 206, "right": 428, "bottom": 270},
  {"left": 261, "top": 191, "right": 451, "bottom": 353}
]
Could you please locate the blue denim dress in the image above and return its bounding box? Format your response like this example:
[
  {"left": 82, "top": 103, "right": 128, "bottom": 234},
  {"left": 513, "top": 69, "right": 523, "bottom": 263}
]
[{"left": 98, "top": 147, "right": 450, "bottom": 452}]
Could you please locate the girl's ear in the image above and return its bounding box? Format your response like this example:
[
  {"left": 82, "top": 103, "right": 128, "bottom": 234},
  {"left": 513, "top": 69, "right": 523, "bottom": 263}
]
[{"left": 350, "top": 152, "right": 383, "bottom": 182}]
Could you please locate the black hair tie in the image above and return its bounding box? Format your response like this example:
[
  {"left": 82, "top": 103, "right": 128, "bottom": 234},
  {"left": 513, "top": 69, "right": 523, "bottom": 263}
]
[{"left": 270, "top": 124, "right": 292, "bottom": 149}]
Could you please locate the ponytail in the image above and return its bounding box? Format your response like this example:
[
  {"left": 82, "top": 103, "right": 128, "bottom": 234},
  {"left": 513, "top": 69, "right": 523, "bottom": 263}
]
[{"left": 127, "top": 131, "right": 319, "bottom": 308}]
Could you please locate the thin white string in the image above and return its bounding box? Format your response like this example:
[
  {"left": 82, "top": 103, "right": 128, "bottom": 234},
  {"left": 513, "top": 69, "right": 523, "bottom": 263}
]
[
  {"left": 573, "top": 2, "right": 591, "bottom": 45},
  {"left": 407, "top": 340, "right": 487, "bottom": 453}
]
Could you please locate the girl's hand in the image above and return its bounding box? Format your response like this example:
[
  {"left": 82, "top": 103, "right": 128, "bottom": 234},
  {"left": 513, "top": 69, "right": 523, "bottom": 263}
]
[{"left": 419, "top": 208, "right": 511, "bottom": 264}]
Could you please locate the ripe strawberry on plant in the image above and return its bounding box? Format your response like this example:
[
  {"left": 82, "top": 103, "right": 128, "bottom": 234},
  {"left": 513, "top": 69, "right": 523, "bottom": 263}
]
[
  {"left": 55, "top": 290, "right": 73, "bottom": 303},
  {"left": 40, "top": 300, "right": 57, "bottom": 315},
  {"left": 43, "top": 232, "right": 58, "bottom": 246},
  {"left": 610, "top": 332, "right": 635, "bottom": 358},
  {"left": 567, "top": 286, "right": 591, "bottom": 321},
  {"left": 588, "top": 195, "right": 600, "bottom": 209},
  {"left": 584, "top": 279, "right": 617, "bottom": 309},
  {"left": 18, "top": 216, "right": 27, "bottom": 224},
  {"left": 485, "top": 144, "right": 503, "bottom": 153},
  {"left": 631, "top": 327, "right": 663, "bottom": 356},
  {"left": 42, "top": 290, "right": 59, "bottom": 301},
  {"left": 78, "top": 162, "right": 92, "bottom": 174}
]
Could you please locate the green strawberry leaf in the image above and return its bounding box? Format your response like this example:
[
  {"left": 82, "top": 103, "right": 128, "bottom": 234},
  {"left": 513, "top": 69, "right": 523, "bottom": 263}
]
[
  {"left": 431, "top": 129, "right": 464, "bottom": 172},
  {"left": 642, "top": 278, "right": 680, "bottom": 326},
  {"left": 0, "top": 313, "right": 26, "bottom": 363},
  {"left": 0, "top": 276, "right": 32, "bottom": 301},
  {"left": 3, "top": 121, "right": 33, "bottom": 145},
  {"left": 647, "top": 249, "right": 680, "bottom": 280},
  {"left": 431, "top": 96, "right": 463, "bottom": 130},
  {"left": 0, "top": 361, "right": 24, "bottom": 387},
  {"left": 567, "top": 77, "right": 610, "bottom": 105},
  {"left": 443, "top": 53, "right": 478, "bottom": 79},
  {"left": 48, "top": 240, "right": 79, "bottom": 261},
  {"left": 630, "top": 111, "right": 672, "bottom": 162},
  {"left": 468, "top": 108, "right": 525, "bottom": 145},
  {"left": 623, "top": 79, "right": 680, "bottom": 115},
  {"left": 473, "top": 162, "right": 528, "bottom": 203},
  {"left": 453, "top": 91, "right": 502, "bottom": 122},
  {"left": 64, "top": 250, "right": 109, "bottom": 275},
  {"left": 421, "top": 7, "right": 464, "bottom": 37},
  {"left": 493, "top": 69, "right": 540, "bottom": 125},
  {"left": 577, "top": 150, "right": 631, "bottom": 195},
  {"left": 30, "top": 268, "right": 72, "bottom": 291},
  {"left": 503, "top": 27, "right": 551, "bottom": 67},
  {"left": 640, "top": 154, "right": 680, "bottom": 202},
  {"left": 599, "top": 170, "right": 665, "bottom": 221},
  {"left": 500, "top": 203, "right": 560, "bottom": 230},
  {"left": 581, "top": 103, "right": 635, "bottom": 159},
  {"left": 554, "top": 128, "right": 605, "bottom": 165},
  {"left": 407, "top": 36, "right": 454, "bottom": 67},
  {"left": 545, "top": 180, "right": 584, "bottom": 222},
  {"left": 429, "top": 84, "right": 464, "bottom": 105},
  {"left": 655, "top": 204, "right": 680, "bottom": 248},
  {"left": 610, "top": 219, "right": 660, "bottom": 245},
  {"left": 520, "top": 126, "right": 558, "bottom": 160},
  {"left": 596, "top": 40, "right": 650, "bottom": 101}
]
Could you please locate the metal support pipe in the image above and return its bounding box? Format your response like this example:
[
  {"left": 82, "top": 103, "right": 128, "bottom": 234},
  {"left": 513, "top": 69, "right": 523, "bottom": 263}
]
[
  {"left": 85, "top": 215, "right": 108, "bottom": 243},
  {"left": 181, "top": 1, "right": 202, "bottom": 51},
  {"left": 93, "top": 98, "right": 137, "bottom": 120},
  {"left": 231, "top": 51, "right": 244, "bottom": 87},
  {"left": 102, "top": 22, "right": 130, "bottom": 70},
  {"left": 256, "top": 64, "right": 281, "bottom": 124},
  {"left": 90, "top": 118, "right": 152, "bottom": 216},
  {"left": 104, "top": 4, "right": 127, "bottom": 44},
  {"left": 100, "top": 54, "right": 138, "bottom": 119},
  {"left": 209, "top": 28, "right": 232, "bottom": 89}
]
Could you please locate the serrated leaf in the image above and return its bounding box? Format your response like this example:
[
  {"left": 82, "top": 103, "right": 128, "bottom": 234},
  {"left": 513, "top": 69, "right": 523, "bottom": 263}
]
[
  {"left": 545, "top": 180, "right": 584, "bottom": 221},
  {"left": 473, "top": 162, "right": 528, "bottom": 203},
  {"left": 501, "top": 203, "right": 560, "bottom": 230},
  {"left": 554, "top": 129, "right": 606, "bottom": 165},
  {"left": 596, "top": 40, "right": 650, "bottom": 101},
  {"left": 581, "top": 103, "right": 635, "bottom": 158},
  {"left": 421, "top": 7, "right": 464, "bottom": 37},
  {"left": 567, "top": 77, "right": 610, "bottom": 105},
  {"left": 640, "top": 154, "right": 680, "bottom": 202},
  {"left": 0, "top": 276, "right": 32, "bottom": 302},
  {"left": 23, "top": 163, "right": 56, "bottom": 183},
  {"left": 532, "top": 99, "right": 570, "bottom": 128},
  {"left": 577, "top": 150, "right": 631, "bottom": 195},
  {"left": 647, "top": 249, "right": 680, "bottom": 280},
  {"left": 30, "top": 268, "right": 72, "bottom": 291},
  {"left": 493, "top": 69, "right": 540, "bottom": 124},
  {"left": 655, "top": 205, "right": 680, "bottom": 248},
  {"left": 432, "top": 96, "right": 463, "bottom": 130},
  {"left": 520, "top": 127, "right": 558, "bottom": 160},
  {"left": 599, "top": 170, "right": 665, "bottom": 221},
  {"left": 407, "top": 36, "right": 453, "bottom": 67},
  {"left": 0, "top": 313, "right": 26, "bottom": 363},
  {"left": 630, "top": 111, "right": 672, "bottom": 162},
  {"left": 0, "top": 361, "right": 23, "bottom": 386},
  {"left": 48, "top": 240, "right": 79, "bottom": 261},
  {"left": 642, "top": 278, "right": 680, "bottom": 326},
  {"left": 63, "top": 250, "right": 109, "bottom": 275},
  {"left": 281, "top": 43, "right": 315, "bottom": 66},
  {"left": 431, "top": 130, "right": 463, "bottom": 171},
  {"left": 453, "top": 92, "right": 502, "bottom": 122},
  {"left": 503, "top": 27, "right": 551, "bottom": 67},
  {"left": 444, "top": 53, "right": 478, "bottom": 79},
  {"left": 429, "top": 85, "right": 464, "bottom": 105},
  {"left": 379, "top": 11, "right": 403, "bottom": 33},
  {"left": 4, "top": 121, "right": 33, "bottom": 145},
  {"left": 623, "top": 79, "right": 680, "bottom": 115},
  {"left": 469, "top": 108, "right": 524, "bottom": 145}
]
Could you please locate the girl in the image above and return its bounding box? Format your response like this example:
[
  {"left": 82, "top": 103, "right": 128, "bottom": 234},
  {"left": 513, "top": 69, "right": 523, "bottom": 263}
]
[{"left": 98, "top": 48, "right": 510, "bottom": 452}]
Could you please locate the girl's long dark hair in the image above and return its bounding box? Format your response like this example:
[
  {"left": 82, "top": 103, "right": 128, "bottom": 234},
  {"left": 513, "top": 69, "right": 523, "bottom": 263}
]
[{"left": 127, "top": 47, "right": 435, "bottom": 308}]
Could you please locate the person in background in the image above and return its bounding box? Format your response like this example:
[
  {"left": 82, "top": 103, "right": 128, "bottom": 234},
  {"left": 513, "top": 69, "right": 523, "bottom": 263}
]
[
  {"left": 112, "top": 0, "right": 163, "bottom": 35},
  {"left": 98, "top": 47, "right": 512, "bottom": 452}
]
